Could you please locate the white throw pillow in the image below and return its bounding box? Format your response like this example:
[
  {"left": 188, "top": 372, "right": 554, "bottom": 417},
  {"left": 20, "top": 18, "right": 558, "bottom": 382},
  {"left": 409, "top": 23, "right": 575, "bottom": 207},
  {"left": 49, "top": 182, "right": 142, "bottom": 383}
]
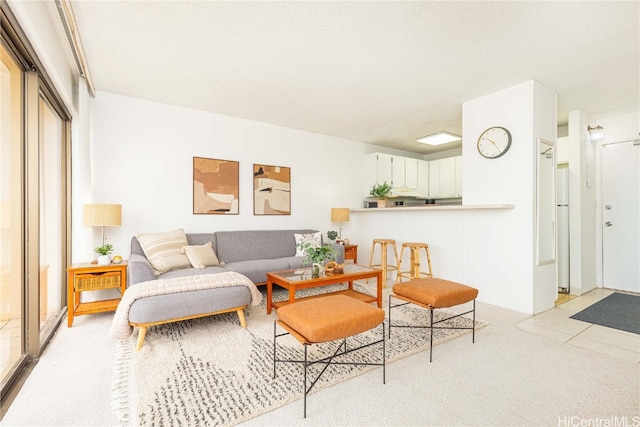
[
  {"left": 136, "top": 229, "right": 191, "bottom": 275},
  {"left": 182, "top": 242, "right": 220, "bottom": 269},
  {"left": 294, "top": 232, "right": 322, "bottom": 256}
]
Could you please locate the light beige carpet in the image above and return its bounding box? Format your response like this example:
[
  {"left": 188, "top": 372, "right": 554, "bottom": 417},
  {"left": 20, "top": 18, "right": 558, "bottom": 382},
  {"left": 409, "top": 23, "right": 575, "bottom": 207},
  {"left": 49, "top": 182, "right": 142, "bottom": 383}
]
[{"left": 112, "top": 284, "right": 485, "bottom": 426}]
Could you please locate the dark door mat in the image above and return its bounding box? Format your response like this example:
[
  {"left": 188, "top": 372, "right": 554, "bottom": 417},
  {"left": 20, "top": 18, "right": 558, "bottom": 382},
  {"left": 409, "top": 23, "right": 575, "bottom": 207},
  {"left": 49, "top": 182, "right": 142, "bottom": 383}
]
[{"left": 570, "top": 292, "right": 640, "bottom": 335}]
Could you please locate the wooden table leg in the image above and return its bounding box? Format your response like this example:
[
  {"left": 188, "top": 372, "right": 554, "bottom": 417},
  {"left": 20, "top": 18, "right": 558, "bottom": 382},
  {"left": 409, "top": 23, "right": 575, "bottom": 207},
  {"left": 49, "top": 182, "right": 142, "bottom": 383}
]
[
  {"left": 288, "top": 287, "right": 296, "bottom": 305},
  {"left": 376, "top": 270, "right": 383, "bottom": 308},
  {"left": 267, "top": 279, "right": 273, "bottom": 314},
  {"left": 67, "top": 270, "right": 74, "bottom": 327}
]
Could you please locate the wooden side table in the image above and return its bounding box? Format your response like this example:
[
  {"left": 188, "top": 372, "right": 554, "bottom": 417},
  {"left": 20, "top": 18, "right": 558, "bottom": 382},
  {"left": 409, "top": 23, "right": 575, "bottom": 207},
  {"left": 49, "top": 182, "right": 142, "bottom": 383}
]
[
  {"left": 343, "top": 244, "right": 358, "bottom": 264},
  {"left": 67, "top": 261, "right": 127, "bottom": 327}
]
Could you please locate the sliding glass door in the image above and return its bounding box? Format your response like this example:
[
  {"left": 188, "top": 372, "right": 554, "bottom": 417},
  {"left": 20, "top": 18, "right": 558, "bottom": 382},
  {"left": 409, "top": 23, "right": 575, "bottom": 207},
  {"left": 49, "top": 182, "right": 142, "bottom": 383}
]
[
  {"left": 0, "top": 36, "right": 24, "bottom": 388},
  {"left": 1, "top": 11, "right": 70, "bottom": 398},
  {"left": 38, "top": 94, "right": 66, "bottom": 342}
]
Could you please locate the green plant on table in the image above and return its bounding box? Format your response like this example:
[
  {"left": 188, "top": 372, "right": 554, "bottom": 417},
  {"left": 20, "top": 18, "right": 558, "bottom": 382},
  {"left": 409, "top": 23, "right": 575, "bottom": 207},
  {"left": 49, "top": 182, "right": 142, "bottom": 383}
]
[
  {"left": 327, "top": 230, "right": 338, "bottom": 241},
  {"left": 297, "top": 242, "right": 336, "bottom": 266},
  {"left": 94, "top": 243, "right": 114, "bottom": 256},
  {"left": 369, "top": 181, "right": 392, "bottom": 199}
]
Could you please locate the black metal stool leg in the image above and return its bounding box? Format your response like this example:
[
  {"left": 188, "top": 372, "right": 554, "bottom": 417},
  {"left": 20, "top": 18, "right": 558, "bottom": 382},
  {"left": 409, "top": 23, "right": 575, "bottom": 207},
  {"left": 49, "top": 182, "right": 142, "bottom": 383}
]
[
  {"left": 304, "top": 344, "right": 309, "bottom": 418},
  {"left": 388, "top": 294, "right": 392, "bottom": 338},
  {"left": 429, "top": 308, "right": 434, "bottom": 363},
  {"left": 382, "top": 322, "right": 386, "bottom": 384},
  {"left": 472, "top": 299, "right": 476, "bottom": 343},
  {"left": 304, "top": 344, "right": 308, "bottom": 418}
]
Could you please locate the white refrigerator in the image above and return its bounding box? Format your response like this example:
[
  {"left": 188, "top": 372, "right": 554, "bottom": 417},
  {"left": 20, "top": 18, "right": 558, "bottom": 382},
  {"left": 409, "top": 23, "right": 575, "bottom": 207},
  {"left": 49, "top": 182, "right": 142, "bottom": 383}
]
[{"left": 557, "top": 168, "right": 570, "bottom": 292}]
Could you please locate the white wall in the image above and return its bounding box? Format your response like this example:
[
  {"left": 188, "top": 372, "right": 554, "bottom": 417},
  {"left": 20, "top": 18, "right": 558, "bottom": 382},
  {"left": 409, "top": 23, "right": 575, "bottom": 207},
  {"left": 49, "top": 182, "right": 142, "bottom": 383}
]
[
  {"left": 567, "top": 110, "right": 597, "bottom": 295},
  {"left": 532, "top": 82, "right": 559, "bottom": 313},
  {"left": 70, "top": 82, "right": 94, "bottom": 262},
  {"left": 462, "top": 81, "right": 556, "bottom": 313},
  {"left": 82, "top": 91, "right": 413, "bottom": 262}
]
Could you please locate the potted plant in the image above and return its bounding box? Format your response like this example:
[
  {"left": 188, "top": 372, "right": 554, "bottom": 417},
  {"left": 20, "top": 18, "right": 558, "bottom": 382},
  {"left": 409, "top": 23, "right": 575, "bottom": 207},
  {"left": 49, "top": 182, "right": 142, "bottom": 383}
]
[
  {"left": 369, "top": 181, "right": 392, "bottom": 207},
  {"left": 297, "top": 242, "right": 336, "bottom": 277},
  {"left": 327, "top": 230, "right": 338, "bottom": 242},
  {"left": 95, "top": 243, "right": 114, "bottom": 266}
]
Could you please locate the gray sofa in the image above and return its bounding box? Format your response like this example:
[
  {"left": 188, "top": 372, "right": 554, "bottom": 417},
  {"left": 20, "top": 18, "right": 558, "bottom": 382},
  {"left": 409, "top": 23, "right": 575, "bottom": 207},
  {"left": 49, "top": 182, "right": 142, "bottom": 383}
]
[
  {"left": 129, "top": 229, "right": 345, "bottom": 286},
  {"left": 125, "top": 229, "right": 344, "bottom": 349}
]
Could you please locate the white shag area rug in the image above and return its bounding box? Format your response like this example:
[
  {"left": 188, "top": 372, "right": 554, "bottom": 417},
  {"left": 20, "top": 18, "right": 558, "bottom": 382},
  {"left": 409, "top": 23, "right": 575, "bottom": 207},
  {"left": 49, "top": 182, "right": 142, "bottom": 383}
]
[{"left": 111, "top": 283, "right": 486, "bottom": 426}]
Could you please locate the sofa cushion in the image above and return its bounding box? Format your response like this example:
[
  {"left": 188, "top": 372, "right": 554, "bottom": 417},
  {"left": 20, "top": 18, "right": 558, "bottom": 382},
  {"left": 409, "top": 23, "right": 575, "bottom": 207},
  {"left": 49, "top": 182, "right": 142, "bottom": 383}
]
[
  {"left": 277, "top": 295, "right": 385, "bottom": 343},
  {"left": 294, "top": 232, "right": 322, "bottom": 256},
  {"left": 182, "top": 242, "right": 220, "bottom": 269},
  {"left": 281, "top": 256, "right": 306, "bottom": 269},
  {"left": 214, "top": 229, "right": 317, "bottom": 263},
  {"left": 128, "top": 286, "right": 251, "bottom": 324},
  {"left": 136, "top": 229, "right": 191, "bottom": 275},
  {"left": 223, "top": 259, "right": 290, "bottom": 284},
  {"left": 186, "top": 233, "right": 219, "bottom": 252}
]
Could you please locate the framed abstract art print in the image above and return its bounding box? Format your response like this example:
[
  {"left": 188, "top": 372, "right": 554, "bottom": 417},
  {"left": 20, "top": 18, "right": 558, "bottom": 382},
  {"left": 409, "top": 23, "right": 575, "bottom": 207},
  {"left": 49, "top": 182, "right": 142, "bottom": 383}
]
[
  {"left": 253, "top": 163, "right": 291, "bottom": 215},
  {"left": 193, "top": 157, "right": 239, "bottom": 214}
]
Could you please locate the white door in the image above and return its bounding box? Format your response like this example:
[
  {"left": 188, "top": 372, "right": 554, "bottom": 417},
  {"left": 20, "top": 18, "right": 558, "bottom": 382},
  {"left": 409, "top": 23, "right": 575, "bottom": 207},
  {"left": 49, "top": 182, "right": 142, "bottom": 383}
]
[{"left": 602, "top": 140, "right": 640, "bottom": 292}]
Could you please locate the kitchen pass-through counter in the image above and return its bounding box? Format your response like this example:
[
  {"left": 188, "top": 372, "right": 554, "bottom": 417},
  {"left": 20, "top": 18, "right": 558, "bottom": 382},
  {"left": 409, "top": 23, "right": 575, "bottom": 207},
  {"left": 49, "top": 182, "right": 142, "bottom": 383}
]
[
  {"left": 350, "top": 204, "right": 514, "bottom": 213},
  {"left": 347, "top": 203, "right": 518, "bottom": 310}
]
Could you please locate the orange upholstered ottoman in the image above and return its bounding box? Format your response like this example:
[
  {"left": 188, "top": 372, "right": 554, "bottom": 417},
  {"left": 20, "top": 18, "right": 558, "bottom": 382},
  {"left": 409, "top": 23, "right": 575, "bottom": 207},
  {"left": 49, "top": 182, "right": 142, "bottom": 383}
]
[
  {"left": 273, "top": 295, "right": 386, "bottom": 418},
  {"left": 389, "top": 277, "right": 478, "bottom": 362}
]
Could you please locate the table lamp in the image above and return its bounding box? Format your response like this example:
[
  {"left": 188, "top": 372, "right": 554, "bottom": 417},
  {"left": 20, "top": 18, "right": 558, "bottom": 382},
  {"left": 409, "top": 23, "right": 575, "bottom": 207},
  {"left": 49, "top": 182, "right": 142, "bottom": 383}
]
[
  {"left": 331, "top": 207, "right": 350, "bottom": 239},
  {"left": 83, "top": 203, "right": 122, "bottom": 246}
]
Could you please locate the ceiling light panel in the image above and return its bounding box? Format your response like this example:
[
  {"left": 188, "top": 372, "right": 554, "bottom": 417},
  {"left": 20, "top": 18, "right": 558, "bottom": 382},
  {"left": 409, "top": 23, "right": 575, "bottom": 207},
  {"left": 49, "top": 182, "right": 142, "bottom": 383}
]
[{"left": 415, "top": 132, "right": 461, "bottom": 146}]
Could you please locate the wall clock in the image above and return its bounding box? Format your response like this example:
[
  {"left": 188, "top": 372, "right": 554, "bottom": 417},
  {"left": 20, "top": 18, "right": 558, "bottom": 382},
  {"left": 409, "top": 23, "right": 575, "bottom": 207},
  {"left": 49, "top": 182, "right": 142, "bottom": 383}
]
[{"left": 477, "top": 126, "right": 512, "bottom": 159}]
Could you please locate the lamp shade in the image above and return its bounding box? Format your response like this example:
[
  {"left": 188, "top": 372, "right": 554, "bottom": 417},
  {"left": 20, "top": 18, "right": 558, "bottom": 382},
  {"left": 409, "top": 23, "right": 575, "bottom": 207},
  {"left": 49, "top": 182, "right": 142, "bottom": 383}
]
[
  {"left": 331, "top": 208, "right": 350, "bottom": 223},
  {"left": 83, "top": 204, "right": 122, "bottom": 227}
]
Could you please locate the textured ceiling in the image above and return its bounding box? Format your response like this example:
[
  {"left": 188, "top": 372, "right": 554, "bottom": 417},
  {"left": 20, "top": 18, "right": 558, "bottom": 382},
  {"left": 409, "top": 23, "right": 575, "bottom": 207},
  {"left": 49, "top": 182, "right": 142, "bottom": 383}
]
[{"left": 70, "top": 1, "right": 639, "bottom": 155}]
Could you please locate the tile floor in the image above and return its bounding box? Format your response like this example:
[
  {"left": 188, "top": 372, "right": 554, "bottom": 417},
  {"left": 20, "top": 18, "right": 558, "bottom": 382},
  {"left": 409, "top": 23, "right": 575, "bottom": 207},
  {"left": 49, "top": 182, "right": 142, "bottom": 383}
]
[{"left": 517, "top": 288, "right": 639, "bottom": 363}]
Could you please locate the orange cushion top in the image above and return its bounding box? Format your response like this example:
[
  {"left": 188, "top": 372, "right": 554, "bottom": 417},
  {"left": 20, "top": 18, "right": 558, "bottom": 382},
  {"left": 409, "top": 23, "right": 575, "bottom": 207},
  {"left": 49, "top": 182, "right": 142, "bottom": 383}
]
[
  {"left": 277, "top": 295, "right": 385, "bottom": 343},
  {"left": 393, "top": 278, "right": 478, "bottom": 308}
]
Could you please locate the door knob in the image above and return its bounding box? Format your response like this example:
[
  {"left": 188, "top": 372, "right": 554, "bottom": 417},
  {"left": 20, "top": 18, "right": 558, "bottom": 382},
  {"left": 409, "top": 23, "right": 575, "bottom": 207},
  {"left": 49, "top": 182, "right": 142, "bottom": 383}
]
[
  {"left": 605, "top": 205, "right": 612, "bottom": 210},
  {"left": 605, "top": 221, "right": 613, "bottom": 227}
]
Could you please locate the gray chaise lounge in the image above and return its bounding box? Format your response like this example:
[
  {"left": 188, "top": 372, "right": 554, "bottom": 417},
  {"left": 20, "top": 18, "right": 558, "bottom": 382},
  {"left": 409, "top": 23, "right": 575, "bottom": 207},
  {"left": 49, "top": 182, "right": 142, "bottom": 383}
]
[{"left": 120, "top": 229, "right": 344, "bottom": 349}]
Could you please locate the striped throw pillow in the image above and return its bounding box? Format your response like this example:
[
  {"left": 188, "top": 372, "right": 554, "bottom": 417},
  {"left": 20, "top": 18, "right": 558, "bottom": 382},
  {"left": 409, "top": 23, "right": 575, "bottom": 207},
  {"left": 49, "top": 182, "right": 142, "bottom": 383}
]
[{"left": 136, "top": 229, "right": 191, "bottom": 275}]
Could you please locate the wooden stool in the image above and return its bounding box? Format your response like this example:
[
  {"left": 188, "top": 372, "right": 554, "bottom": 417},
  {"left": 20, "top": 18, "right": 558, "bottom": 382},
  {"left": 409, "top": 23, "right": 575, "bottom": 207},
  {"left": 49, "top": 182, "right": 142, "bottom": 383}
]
[
  {"left": 388, "top": 277, "right": 478, "bottom": 362},
  {"left": 397, "top": 242, "right": 433, "bottom": 283},
  {"left": 273, "top": 295, "right": 386, "bottom": 418},
  {"left": 368, "top": 239, "right": 399, "bottom": 287}
]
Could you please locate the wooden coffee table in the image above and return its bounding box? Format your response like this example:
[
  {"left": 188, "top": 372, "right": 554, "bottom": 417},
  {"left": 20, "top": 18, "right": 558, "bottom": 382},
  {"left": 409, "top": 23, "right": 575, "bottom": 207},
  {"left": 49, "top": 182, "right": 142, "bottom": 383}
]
[{"left": 266, "top": 264, "right": 383, "bottom": 314}]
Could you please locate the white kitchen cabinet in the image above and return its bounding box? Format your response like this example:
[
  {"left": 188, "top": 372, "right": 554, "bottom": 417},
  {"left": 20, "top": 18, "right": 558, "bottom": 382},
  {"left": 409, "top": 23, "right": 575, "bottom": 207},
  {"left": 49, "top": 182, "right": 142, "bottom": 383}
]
[
  {"left": 364, "top": 153, "right": 393, "bottom": 195},
  {"left": 417, "top": 160, "right": 429, "bottom": 197},
  {"left": 365, "top": 153, "right": 419, "bottom": 196},
  {"left": 364, "top": 153, "right": 378, "bottom": 196},
  {"left": 429, "top": 159, "right": 441, "bottom": 198},
  {"left": 391, "top": 156, "right": 418, "bottom": 196},
  {"left": 392, "top": 156, "right": 418, "bottom": 189},
  {"left": 404, "top": 158, "right": 418, "bottom": 189},
  {"left": 392, "top": 155, "right": 405, "bottom": 188},
  {"left": 377, "top": 153, "right": 393, "bottom": 185},
  {"left": 438, "top": 157, "right": 456, "bottom": 198},
  {"left": 428, "top": 156, "right": 462, "bottom": 198}
]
